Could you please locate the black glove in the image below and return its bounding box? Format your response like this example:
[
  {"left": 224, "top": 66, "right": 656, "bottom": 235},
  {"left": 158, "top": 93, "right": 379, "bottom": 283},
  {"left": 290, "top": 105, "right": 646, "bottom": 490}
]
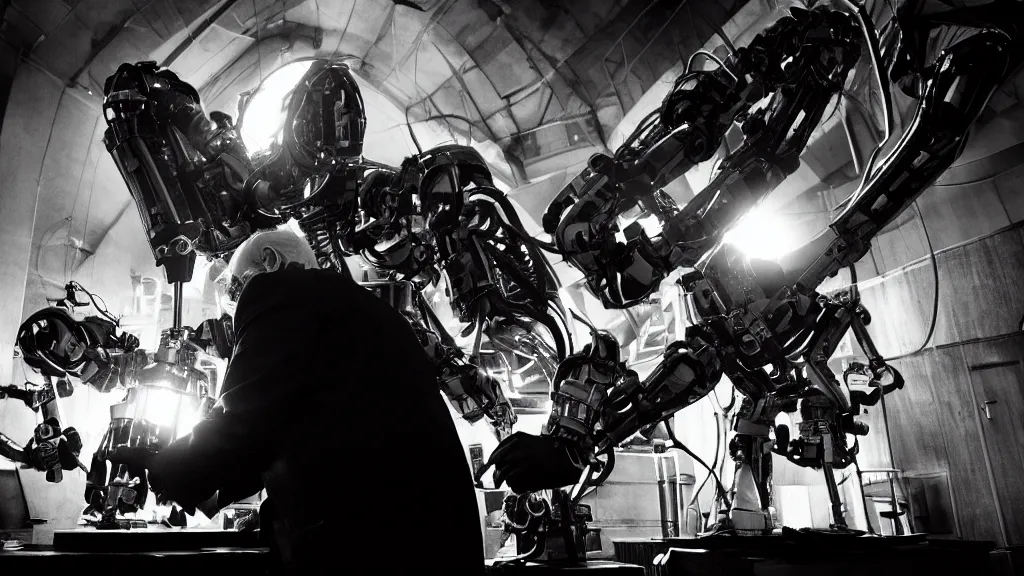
[
  {"left": 24, "top": 437, "right": 59, "bottom": 472},
  {"left": 487, "top": 432, "right": 584, "bottom": 494},
  {"left": 107, "top": 446, "right": 156, "bottom": 472},
  {"left": 107, "top": 447, "right": 201, "bottom": 514},
  {"left": 107, "top": 446, "right": 177, "bottom": 512},
  {"left": 107, "top": 447, "right": 158, "bottom": 492}
]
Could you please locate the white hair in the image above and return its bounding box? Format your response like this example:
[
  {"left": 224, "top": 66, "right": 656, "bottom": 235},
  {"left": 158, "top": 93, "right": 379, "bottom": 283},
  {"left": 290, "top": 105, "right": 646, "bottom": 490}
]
[{"left": 227, "top": 229, "right": 319, "bottom": 279}]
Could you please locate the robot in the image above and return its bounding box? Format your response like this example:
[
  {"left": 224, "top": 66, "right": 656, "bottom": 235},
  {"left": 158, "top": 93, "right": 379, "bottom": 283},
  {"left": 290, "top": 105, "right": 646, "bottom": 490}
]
[
  {"left": 99, "top": 58, "right": 571, "bottom": 446},
  {"left": 531, "top": 0, "right": 1024, "bottom": 536},
  {"left": 2, "top": 281, "right": 228, "bottom": 528},
  {"left": 0, "top": 283, "right": 129, "bottom": 482},
  {"left": 4, "top": 55, "right": 570, "bottom": 528}
]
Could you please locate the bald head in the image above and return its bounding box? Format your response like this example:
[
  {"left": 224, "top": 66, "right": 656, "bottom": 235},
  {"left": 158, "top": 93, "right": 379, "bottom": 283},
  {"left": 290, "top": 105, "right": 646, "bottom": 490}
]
[
  {"left": 217, "top": 230, "right": 319, "bottom": 313},
  {"left": 230, "top": 229, "right": 318, "bottom": 274}
]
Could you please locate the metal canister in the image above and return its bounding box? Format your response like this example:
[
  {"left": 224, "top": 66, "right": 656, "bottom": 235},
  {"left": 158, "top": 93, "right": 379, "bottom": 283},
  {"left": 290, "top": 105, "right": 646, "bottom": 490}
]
[
  {"left": 654, "top": 450, "right": 679, "bottom": 538},
  {"left": 469, "top": 443, "right": 485, "bottom": 479},
  {"left": 673, "top": 472, "right": 696, "bottom": 536}
]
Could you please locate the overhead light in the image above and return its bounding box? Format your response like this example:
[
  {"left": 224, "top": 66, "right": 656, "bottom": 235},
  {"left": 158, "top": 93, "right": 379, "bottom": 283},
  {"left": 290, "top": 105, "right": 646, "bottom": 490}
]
[
  {"left": 723, "top": 205, "right": 798, "bottom": 261},
  {"left": 238, "top": 60, "right": 316, "bottom": 156}
]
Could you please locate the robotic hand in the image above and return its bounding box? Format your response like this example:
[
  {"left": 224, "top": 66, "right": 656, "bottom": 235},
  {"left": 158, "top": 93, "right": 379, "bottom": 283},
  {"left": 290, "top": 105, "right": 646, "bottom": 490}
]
[
  {"left": 0, "top": 378, "right": 86, "bottom": 481},
  {"left": 0, "top": 385, "right": 85, "bottom": 481},
  {"left": 486, "top": 325, "right": 723, "bottom": 494},
  {"left": 23, "top": 420, "right": 86, "bottom": 483},
  {"left": 483, "top": 329, "right": 627, "bottom": 493}
]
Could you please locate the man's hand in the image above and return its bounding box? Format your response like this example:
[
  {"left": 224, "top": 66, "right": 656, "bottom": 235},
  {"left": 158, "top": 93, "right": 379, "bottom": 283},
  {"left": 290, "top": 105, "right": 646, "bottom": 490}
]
[
  {"left": 107, "top": 447, "right": 156, "bottom": 470},
  {"left": 107, "top": 447, "right": 161, "bottom": 493},
  {"left": 487, "top": 432, "right": 584, "bottom": 494},
  {"left": 107, "top": 447, "right": 199, "bottom": 515}
]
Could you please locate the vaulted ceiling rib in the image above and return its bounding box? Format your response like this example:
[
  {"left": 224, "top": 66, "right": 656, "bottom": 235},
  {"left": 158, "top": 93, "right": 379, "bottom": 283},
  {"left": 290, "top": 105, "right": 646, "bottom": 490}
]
[{"left": 0, "top": 0, "right": 745, "bottom": 179}]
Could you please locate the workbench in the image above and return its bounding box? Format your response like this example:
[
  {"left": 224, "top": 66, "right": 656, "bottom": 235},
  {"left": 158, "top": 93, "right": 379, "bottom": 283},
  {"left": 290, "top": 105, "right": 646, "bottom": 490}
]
[
  {"left": 1, "top": 548, "right": 644, "bottom": 573},
  {"left": 0, "top": 528, "right": 645, "bottom": 573},
  {"left": 613, "top": 531, "right": 1000, "bottom": 576},
  {"left": 0, "top": 545, "right": 270, "bottom": 570},
  {"left": 0, "top": 528, "right": 270, "bottom": 570}
]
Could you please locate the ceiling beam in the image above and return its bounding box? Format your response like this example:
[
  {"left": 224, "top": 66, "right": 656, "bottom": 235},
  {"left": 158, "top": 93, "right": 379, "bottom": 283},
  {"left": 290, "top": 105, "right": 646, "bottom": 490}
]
[
  {"left": 434, "top": 44, "right": 497, "bottom": 142},
  {"left": 376, "top": 0, "right": 459, "bottom": 86},
  {"left": 361, "top": 1, "right": 396, "bottom": 63},
  {"left": 67, "top": 1, "right": 146, "bottom": 89},
  {"left": 160, "top": 0, "right": 239, "bottom": 68}
]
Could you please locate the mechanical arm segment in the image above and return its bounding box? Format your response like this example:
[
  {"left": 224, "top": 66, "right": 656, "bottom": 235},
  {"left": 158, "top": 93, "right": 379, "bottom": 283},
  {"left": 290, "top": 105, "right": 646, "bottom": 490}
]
[{"left": 536, "top": 0, "right": 1024, "bottom": 535}]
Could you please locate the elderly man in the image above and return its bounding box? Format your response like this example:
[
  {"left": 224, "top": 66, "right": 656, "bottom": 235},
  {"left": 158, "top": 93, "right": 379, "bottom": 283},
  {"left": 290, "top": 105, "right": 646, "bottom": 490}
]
[{"left": 118, "top": 229, "right": 484, "bottom": 574}]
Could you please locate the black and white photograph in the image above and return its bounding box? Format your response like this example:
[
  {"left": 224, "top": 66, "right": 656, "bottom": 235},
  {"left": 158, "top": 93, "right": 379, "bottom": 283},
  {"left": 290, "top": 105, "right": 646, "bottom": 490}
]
[{"left": 0, "top": 0, "right": 1022, "bottom": 573}]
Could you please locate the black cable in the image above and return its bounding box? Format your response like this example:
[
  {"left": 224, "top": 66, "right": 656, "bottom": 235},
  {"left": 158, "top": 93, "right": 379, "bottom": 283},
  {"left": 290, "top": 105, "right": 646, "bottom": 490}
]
[
  {"left": 687, "top": 413, "right": 720, "bottom": 530},
  {"left": 663, "top": 417, "right": 732, "bottom": 509},
  {"left": 70, "top": 282, "right": 121, "bottom": 326},
  {"left": 882, "top": 200, "right": 938, "bottom": 361}
]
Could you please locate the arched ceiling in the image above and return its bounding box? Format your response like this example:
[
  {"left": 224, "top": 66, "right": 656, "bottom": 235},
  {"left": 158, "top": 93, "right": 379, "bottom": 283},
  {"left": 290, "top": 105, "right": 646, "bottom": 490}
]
[{"left": 0, "top": 0, "right": 745, "bottom": 184}]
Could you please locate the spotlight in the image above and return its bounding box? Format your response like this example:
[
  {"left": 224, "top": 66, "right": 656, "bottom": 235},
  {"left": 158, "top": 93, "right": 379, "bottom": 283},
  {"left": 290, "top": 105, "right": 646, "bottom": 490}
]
[{"left": 723, "top": 206, "right": 797, "bottom": 260}]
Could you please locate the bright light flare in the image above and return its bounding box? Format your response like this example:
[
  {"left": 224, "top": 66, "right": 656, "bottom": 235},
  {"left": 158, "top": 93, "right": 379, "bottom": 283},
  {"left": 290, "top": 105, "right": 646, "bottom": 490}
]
[
  {"left": 133, "top": 384, "right": 202, "bottom": 439},
  {"left": 239, "top": 60, "right": 315, "bottom": 156},
  {"left": 136, "top": 385, "right": 183, "bottom": 428},
  {"left": 723, "top": 206, "right": 797, "bottom": 261}
]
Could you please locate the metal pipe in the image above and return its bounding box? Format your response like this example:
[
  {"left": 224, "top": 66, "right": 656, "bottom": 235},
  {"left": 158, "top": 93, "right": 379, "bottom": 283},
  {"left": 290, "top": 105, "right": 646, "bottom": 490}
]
[
  {"left": 841, "top": 0, "right": 894, "bottom": 187},
  {"left": 840, "top": 106, "right": 863, "bottom": 176},
  {"left": 0, "top": 432, "right": 28, "bottom": 465},
  {"left": 853, "top": 459, "right": 877, "bottom": 534},
  {"left": 655, "top": 453, "right": 680, "bottom": 537},
  {"left": 876, "top": 378, "right": 904, "bottom": 535},
  {"left": 173, "top": 282, "right": 184, "bottom": 330},
  {"left": 822, "top": 462, "right": 847, "bottom": 528}
]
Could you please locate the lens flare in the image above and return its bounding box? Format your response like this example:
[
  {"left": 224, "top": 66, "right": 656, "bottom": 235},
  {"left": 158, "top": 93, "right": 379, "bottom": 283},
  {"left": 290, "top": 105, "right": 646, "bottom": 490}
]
[
  {"left": 239, "top": 60, "right": 315, "bottom": 155},
  {"left": 723, "top": 206, "right": 797, "bottom": 261}
]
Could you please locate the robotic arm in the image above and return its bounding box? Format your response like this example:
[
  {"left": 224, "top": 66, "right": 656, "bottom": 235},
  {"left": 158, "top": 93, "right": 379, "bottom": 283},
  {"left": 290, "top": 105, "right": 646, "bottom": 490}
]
[
  {"left": 786, "top": 1, "right": 1024, "bottom": 290},
  {"left": 544, "top": 326, "right": 723, "bottom": 474},
  {"left": 2, "top": 283, "right": 141, "bottom": 481},
  {"left": 102, "top": 61, "right": 277, "bottom": 284},
  {"left": 348, "top": 145, "right": 572, "bottom": 439},
  {"left": 533, "top": 5, "right": 864, "bottom": 475},
  {"left": 544, "top": 5, "right": 862, "bottom": 309}
]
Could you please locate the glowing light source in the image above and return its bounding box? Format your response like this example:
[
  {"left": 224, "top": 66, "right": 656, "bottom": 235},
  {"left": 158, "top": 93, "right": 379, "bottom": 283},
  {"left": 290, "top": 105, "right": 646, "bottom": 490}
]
[
  {"left": 137, "top": 386, "right": 183, "bottom": 428},
  {"left": 239, "top": 60, "right": 315, "bottom": 156},
  {"left": 723, "top": 206, "right": 797, "bottom": 260}
]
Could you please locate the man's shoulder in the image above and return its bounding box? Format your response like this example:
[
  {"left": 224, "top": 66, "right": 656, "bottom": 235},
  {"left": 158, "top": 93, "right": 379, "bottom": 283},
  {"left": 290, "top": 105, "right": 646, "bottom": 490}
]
[{"left": 234, "top": 268, "right": 350, "bottom": 329}]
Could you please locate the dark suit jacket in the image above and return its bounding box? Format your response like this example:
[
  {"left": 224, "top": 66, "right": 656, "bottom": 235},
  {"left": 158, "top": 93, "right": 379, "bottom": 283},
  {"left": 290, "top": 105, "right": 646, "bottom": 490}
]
[{"left": 150, "top": 268, "right": 484, "bottom": 574}]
